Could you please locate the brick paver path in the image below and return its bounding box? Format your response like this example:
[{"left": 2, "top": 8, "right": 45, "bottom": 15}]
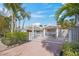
[
  {"left": 0, "top": 37, "right": 53, "bottom": 56},
  {"left": 0, "top": 36, "right": 64, "bottom": 56}
]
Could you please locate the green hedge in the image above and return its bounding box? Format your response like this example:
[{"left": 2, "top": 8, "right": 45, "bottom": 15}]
[
  {"left": 60, "top": 42, "right": 79, "bottom": 56},
  {"left": 1, "top": 32, "right": 29, "bottom": 46}
]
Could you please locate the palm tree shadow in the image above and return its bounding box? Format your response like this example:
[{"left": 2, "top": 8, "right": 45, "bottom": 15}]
[{"left": 41, "top": 37, "right": 64, "bottom": 56}]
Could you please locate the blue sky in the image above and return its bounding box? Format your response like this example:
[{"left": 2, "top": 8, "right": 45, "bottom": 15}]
[
  {"left": 0, "top": 3, "right": 62, "bottom": 26},
  {"left": 23, "top": 3, "right": 62, "bottom": 26}
]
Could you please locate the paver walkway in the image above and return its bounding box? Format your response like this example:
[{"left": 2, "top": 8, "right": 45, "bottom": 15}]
[
  {"left": 0, "top": 41, "right": 7, "bottom": 51},
  {"left": 0, "top": 36, "right": 64, "bottom": 56},
  {"left": 0, "top": 38, "right": 7, "bottom": 52},
  {"left": 0, "top": 37, "right": 53, "bottom": 56}
]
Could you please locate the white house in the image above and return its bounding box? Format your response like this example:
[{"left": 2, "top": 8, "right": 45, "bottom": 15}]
[{"left": 26, "top": 23, "right": 57, "bottom": 40}]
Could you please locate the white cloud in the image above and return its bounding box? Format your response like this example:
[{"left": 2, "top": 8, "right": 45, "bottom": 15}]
[
  {"left": 0, "top": 8, "right": 12, "bottom": 17},
  {"left": 31, "top": 13, "right": 44, "bottom": 18},
  {"left": 49, "top": 15, "right": 55, "bottom": 18},
  {"left": 31, "top": 10, "right": 47, "bottom": 18},
  {"left": 32, "top": 23, "right": 41, "bottom": 26},
  {"left": 61, "top": 3, "right": 66, "bottom": 5},
  {"left": 61, "top": 3, "right": 65, "bottom": 4},
  {"left": 33, "top": 10, "right": 47, "bottom": 14},
  {"left": 35, "top": 11, "right": 44, "bottom": 14}
]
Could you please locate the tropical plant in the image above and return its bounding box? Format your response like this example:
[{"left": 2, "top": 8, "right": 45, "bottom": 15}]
[
  {"left": 70, "top": 19, "right": 76, "bottom": 28},
  {"left": 61, "top": 20, "right": 70, "bottom": 29},
  {"left": 3, "top": 3, "right": 30, "bottom": 32},
  {"left": 0, "top": 16, "right": 11, "bottom": 35},
  {"left": 1, "top": 32, "right": 29, "bottom": 46},
  {"left": 61, "top": 42, "right": 79, "bottom": 56},
  {"left": 55, "top": 3, "right": 79, "bottom": 28}
]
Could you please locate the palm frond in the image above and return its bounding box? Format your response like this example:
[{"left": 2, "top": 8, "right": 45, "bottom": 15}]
[
  {"left": 55, "top": 4, "right": 69, "bottom": 20},
  {"left": 3, "top": 3, "right": 31, "bottom": 20}
]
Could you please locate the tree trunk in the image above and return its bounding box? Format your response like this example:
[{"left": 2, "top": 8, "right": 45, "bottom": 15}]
[
  {"left": 11, "top": 14, "right": 15, "bottom": 32},
  {"left": 11, "top": 15, "right": 14, "bottom": 32},
  {"left": 22, "top": 19, "right": 25, "bottom": 31},
  {"left": 18, "top": 20, "right": 21, "bottom": 32}
]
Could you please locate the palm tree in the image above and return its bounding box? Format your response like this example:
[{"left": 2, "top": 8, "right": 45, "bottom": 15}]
[
  {"left": 0, "top": 16, "right": 11, "bottom": 35},
  {"left": 70, "top": 19, "right": 76, "bottom": 28},
  {"left": 55, "top": 4, "right": 79, "bottom": 42},
  {"left": 55, "top": 3, "right": 79, "bottom": 27},
  {"left": 3, "top": 3, "right": 30, "bottom": 32},
  {"left": 0, "top": 8, "right": 11, "bottom": 34}
]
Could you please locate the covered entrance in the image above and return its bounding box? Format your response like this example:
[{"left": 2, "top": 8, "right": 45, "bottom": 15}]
[
  {"left": 27, "top": 25, "right": 46, "bottom": 40},
  {"left": 27, "top": 25, "right": 58, "bottom": 40}
]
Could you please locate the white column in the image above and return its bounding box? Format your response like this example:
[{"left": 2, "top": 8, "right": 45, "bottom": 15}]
[
  {"left": 29, "top": 32, "right": 31, "bottom": 40},
  {"left": 32, "top": 26, "right": 34, "bottom": 39},
  {"left": 56, "top": 26, "right": 59, "bottom": 39},
  {"left": 43, "top": 26, "right": 46, "bottom": 38},
  {"left": 44, "top": 28, "right": 45, "bottom": 37}
]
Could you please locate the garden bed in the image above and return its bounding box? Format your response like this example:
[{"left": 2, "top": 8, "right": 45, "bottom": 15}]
[
  {"left": 1, "top": 32, "right": 29, "bottom": 47},
  {"left": 60, "top": 42, "right": 79, "bottom": 56}
]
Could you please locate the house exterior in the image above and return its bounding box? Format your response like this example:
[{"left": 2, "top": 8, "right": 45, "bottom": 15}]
[
  {"left": 55, "top": 24, "right": 70, "bottom": 41},
  {"left": 45, "top": 25, "right": 57, "bottom": 38},
  {"left": 56, "top": 16, "right": 79, "bottom": 42},
  {"left": 68, "top": 17, "right": 79, "bottom": 42},
  {"left": 26, "top": 23, "right": 57, "bottom": 40}
]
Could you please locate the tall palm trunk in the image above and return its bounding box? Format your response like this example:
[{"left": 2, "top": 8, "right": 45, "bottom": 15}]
[
  {"left": 11, "top": 15, "right": 14, "bottom": 32},
  {"left": 11, "top": 14, "right": 16, "bottom": 32},
  {"left": 18, "top": 19, "right": 21, "bottom": 32},
  {"left": 22, "top": 19, "right": 26, "bottom": 31}
]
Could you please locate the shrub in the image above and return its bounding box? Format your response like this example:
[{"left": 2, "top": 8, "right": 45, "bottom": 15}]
[
  {"left": 15, "top": 32, "right": 29, "bottom": 44},
  {"left": 1, "top": 32, "right": 29, "bottom": 46},
  {"left": 61, "top": 42, "right": 79, "bottom": 56}
]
